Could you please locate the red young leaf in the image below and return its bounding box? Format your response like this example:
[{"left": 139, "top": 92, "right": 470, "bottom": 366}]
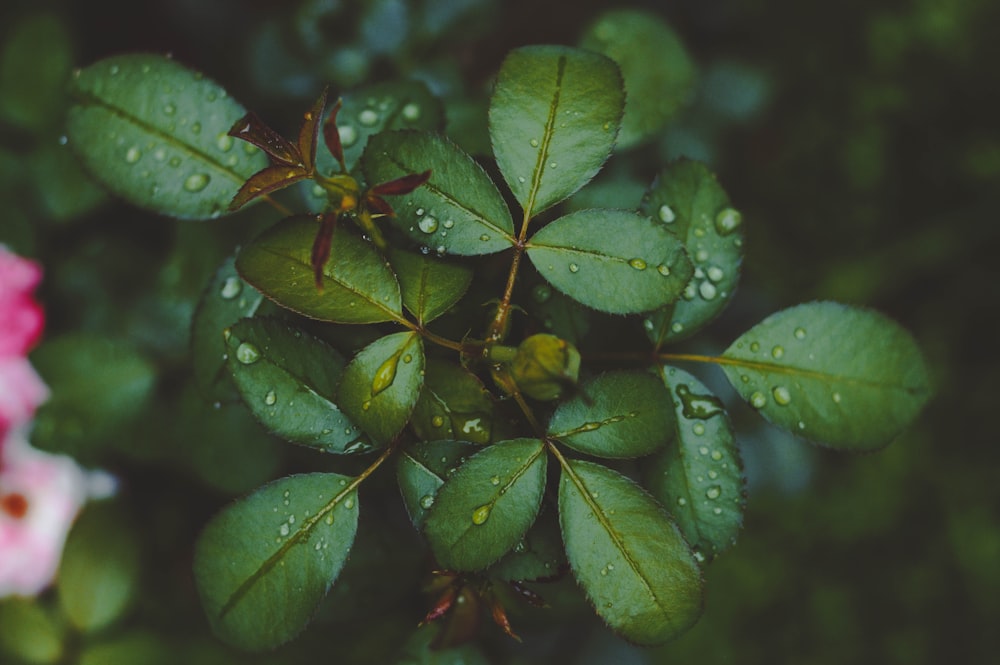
[
  {"left": 229, "top": 164, "right": 309, "bottom": 211},
  {"left": 369, "top": 170, "right": 432, "bottom": 196},
  {"left": 228, "top": 112, "right": 302, "bottom": 166},
  {"left": 421, "top": 586, "right": 458, "bottom": 626},
  {"left": 310, "top": 213, "right": 338, "bottom": 290},
  {"left": 364, "top": 193, "right": 395, "bottom": 218},
  {"left": 322, "top": 98, "right": 346, "bottom": 172},
  {"left": 298, "top": 87, "right": 329, "bottom": 174},
  {"left": 489, "top": 598, "right": 522, "bottom": 642}
]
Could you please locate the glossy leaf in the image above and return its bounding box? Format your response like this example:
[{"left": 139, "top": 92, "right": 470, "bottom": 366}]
[
  {"left": 57, "top": 504, "right": 140, "bottom": 634},
  {"left": 397, "top": 439, "right": 479, "bottom": 529},
  {"left": 224, "top": 318, "right": 369, "bottom": 454},
  {"left": 193, "top": 473, "right": 359, "bottom": 650},
  {"left": 236, "top": 216, "right": 403, "bottom": 324},
  {"left": 410, "top": 360, "right": 497, "bottom": 445},
  {"left": 558, "top": 459, "right": 703, "bottom": 645},
  {"left": 580, "top": 10, "right": 696, "bottom": 149},
  {"left": 547, "top": 371, "right": 674, "bottom": 458},
  {"left": 317, "top": 80, "right": 444, "bottom": 174},
  {"left": 191, "top": 256, "right": 264, "bottom": 401},
  {"left": 490, "top": 45, "right": 625, "bottom": 216},
  {"left": 388, "top": 248, "right": 473, "bottom": 324},
  {"left": 336, "top": 332, "right": 425, "bottom": 445},
  {"left": 424, "top": 438, "right": 547, "bottom": 571},
  {"left": 362, "top": 130, "right": 515, "bottom": 254},
  {"left": 721, "top": 302, "right": 933, "bottom": 450},
  {"left": 646, "top": 367, "right": 744, "bottom": 561},
  {"left": 639, "top": 159, "right": 744, "bottom": 345},
  {"left": 67, "top": 54, "right": 267, "bottom": 219},
  {"left": 526, "top": 209, "right": 694, "bottom": 314}
]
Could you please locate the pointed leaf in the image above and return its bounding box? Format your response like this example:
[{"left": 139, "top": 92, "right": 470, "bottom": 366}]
[
  {"left": 397, "top": 439, "right": 479, "bottom": 529},
  {"left": 639, "top": 159, "right": 744, "bottom": 344},
  {"left": 489, "top": 46, "right": 625, "bottom": 216},
  {"left": 193, "top": 473, "right": 359, "bottom": 650},
  {"left": 191, "top": 256, "right": 264, "bottom": 401},
  {"left": 425, "top": 438, "right": 547, "bottom": 571},
  {"left": 721, "top": 302, "right": 932, "bottom": 450},
  {"left": 229, "top": 164, "right": 309, "bottom": 211},
  {"left": 526, "top": 209, "right": 694, "bottom": 314},
  {"left": 236, "top": 216, "right": 403, "bottom": 324},
  {"left": 558, "top": 460, "right": 703, "bottom": 645},
  {"left": 228, "top": 111, "right": 301, "bottom": 166},
  {"left": 580, "top": 10, "right": 696, "bottom": 149},
  {"left": 410, "top": 359, "right": 497, "bottom": 445},
  {"left": 645, "top": 367, "right": 744, "bottom": 561},
  {"left": 547, "top": 371, "right": 674, "bottom": 458},
  {"left": 317, "top": 80, "right": 444, "bottom": 174},
  {"left": 298, "top": 87, "right": 328, "bottom": 173},
  {"left": 224, "top": 318, "right": 369, "bottom": 454},
  {"left": 362, "top": 130, "right": 515, "bottom": 254},
  {"left": 488, "top": 507, "right": 566, "bottom": 582},
  {"left": 388, "top": 248, "right": 473, "bottom": 324},
  {"left": 67, "top": 54, "right": 267, "bottom": 219},
  {"left": 336, "top": 332, "right": 425, "bottom": 445}
]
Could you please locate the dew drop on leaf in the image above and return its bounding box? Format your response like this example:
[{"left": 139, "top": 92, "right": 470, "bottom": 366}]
[
  {"left": 714, "top": 207, "right": 742, "bottom": 235},
  {"left": 750, "top": 391, "right": 767, "bottom": 408},
  {"left": 794, "top": 327, "right": 807, "bottom": 340},
  {"left": 402, "top": 103, "right": 421, "bottom": 121},
  {"left": 220, "top": 277, "right": 242, "bottom": 299},
  {"left": 420, "top": 495, "right": 435, "bottom": 509},
  {"left": 771, "top": 345, "right": 784, "bottom": 359},
  {"left": 705, "top": 486, "right": 721, "bottom": 500},
  {"left": 628, "top": 258, "right": 647, "bottom": 270},
  {"left": 339, "top": 125, "right": 357, "bottom": 147},
  {"left": 358, "top": 109, "right": 379, "bottom": 126},
  {"left": 658, "top": 204, "right": 676, "bottom": 223},
  {"left": 772, "top": 386, "right": 792, "bottom": 405},
  {"left": 471, "top": 504, "right": 491, "bottom": 525},
  {"left": 264, "top": 390, "right": 277, "bottom": 405},
  {"left": 699, "top": 281, "right": 717, "bottom": 300},
  {"left": 125, "top": 146, "right": 141, "bottom": 163},
  {"left": 418, "top": 216, "right": 438, "bottom": 233},
  {"left": 235, "top": 342, "right": 261, "bottom": 364},
  {"left": 657, "top": 264, "right": 671, "bottom": 276},
  {"left": 183, "top": 173, "right": 210, "bottom": 192},
  {"left": 568, "top": 263, "right": 579, "bottom": 273}
]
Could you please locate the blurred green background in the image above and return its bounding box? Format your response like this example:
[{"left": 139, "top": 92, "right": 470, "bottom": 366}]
[{"left": 1, "top": 0, "right": 995, "bottom": 663}]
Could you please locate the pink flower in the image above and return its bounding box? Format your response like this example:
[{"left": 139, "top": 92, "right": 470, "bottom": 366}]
[{"left": 0, "top": 431, "right": 115, "bottom": 597}]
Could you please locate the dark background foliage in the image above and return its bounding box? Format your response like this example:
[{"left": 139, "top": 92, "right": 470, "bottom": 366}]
[{"left": 1, "top": 0, "right": 995, "bottom": 662}]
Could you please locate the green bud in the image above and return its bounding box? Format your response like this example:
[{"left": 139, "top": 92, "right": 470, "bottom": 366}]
[{"left": 509, "top": 334, "right": 581, "bottom": 401}]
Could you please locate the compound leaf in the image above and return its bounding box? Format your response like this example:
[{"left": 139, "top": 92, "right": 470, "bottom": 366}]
[
  {"left": 490, "top": 46, "right": 624, "bottom": 217},
  {"left": 193, "top": 473, "right": 359, "bottom": 650},
  {"left": 424, "top": 438, "right": 547, "bottom": 571},
  {"left": 362, "top": 130, "right": 515, "bottom": 254},
  {"left": 639, "top": 159, "right": 744, "bottom": 345},
  {"left": 336, "top": 332, "right": 425, "bottom": 446},
  {"left": 224, "top": 317, "right": 369, "bottom": 454},
  {"left": 646, "top": 367, "right": 744, "bottom": 561},
  {"left": 236, "top": 216, "right": 403, "bottom": 324},
  {"left": 547, "top": 371, "right": 674, "bottom": 458},
  {"left": 558, "top": 459, "right": 703, "bottom": 645},
  {"left": 67, "top": 54, "right": 267, "bottom": 219},
  {"left": 721, "top": 302, "right": 932, "bottom": 450},
  {"left": 527, "top": 209, "right": 693, "bottom": 314}
]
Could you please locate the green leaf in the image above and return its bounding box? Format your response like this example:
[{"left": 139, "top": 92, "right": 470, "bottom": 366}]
[
  {"left": 58, "top": 503, "right": 140, "bottom": 634},
  {"left": 0, "top": 600, "right": 65, "bottom": 664},
  {"left": 67, "top": 54, "right": 267, "bottom": 220},
  {"left": 362, "top": 130, "right": 515, "bottom": 254},
  {"left": 547, "top": 371, "right": 674, "bottom": 458},
  {"left": 336, "top": 332, "right": 425, "bottom": 445},
  {"left": 490, "top": 45, "right": 625, "bottom": 216},
  {"left": 525, "top": 282, "right": 592, "bottom": 346},
  {"left": 191, "top": 256, "right": 264, "bottom": 402},
  {"left": 558, "top": 459, "right": 703, "bottom": 645},
  {"left": 224, "top": 318, "right": 369, "bottom": 454},
  {"left": 31, "top": 334, "right": 155, "bottom": 461},
  {"left": 193, "top": 473, "right": 359, "bottom": 650},
  {"left": 488, "top": 506, "right": 566, "bottom": 582},
  {"left": 319, "top": 80, "right": 444, "bottom": 174},
  {"left": 720, "top": 302, "right": 933, "bottom": 450},
  {"left": 526, "top": 209, "right": 694, "bottom": 314},
  {"left": 580, "top": 10, "right": 696, "bottom": 149},
  {"left": 236, "top": 216, "right": 403, "bottom": 324},
  {"left": 410, "top": 359, "right": 497, "bottom": 445},
  {"left": 639, "top": 159, "right": 744, "bottom": 344},
  {"left": 425, "top": 438, "right": 547, "bottom": 571},
  {"left": 645, "top": 367, "right": 744, "bottom": 561},
  {"left": 396, "top": 439, "right": 479, "bottom": 529},
  {"left": 388, "top": 248, "right": 473, "bottom": 324},
  {"left": 0, "top": 13, "right": 73, "bottom": 133}
]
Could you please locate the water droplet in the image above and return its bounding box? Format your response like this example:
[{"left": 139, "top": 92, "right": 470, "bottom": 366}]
[
  {"left": 415, "top": 208, "right": 425, "bottom": 216},
  {"left": 749, "top": 342, "right": 760, "bottom": 353},
  {"left": 710, "top": 450, "right": 723, "bottom": 461},
  {"left": 715, "top": 207, "right": 742, "bottom": 235},
  {"left": 220, "top": 276, "right": 242, "bottom": 299},
  {"left": 344, "top": 498, "right": 355, "bottom": 509},
  {"left": 372, "top": 351, "right": 402, "bottom": 396},
  {"left": 358, "top": 109, "right": 379, "bottom": 126},
  {"left": 772, "top": 386, "right": 792, "bottom": 405},
  {"left": 705, "top": 485, "right": 722, "bottom": 500},
  {"left": 338, "top": 125, "right": 357, "bottom": 147},
  {"left": 693, "top": 423, "right": 706, "bottom": 436},
  {"left": 794, "top": 327, "right": 807, "bottom": 340},
  {"left": 750, "top": 391, "right": 767, "bottom": 408},
  {"left": 670, "top": 322, "right": 684, "bottom": 334},
  {"left": 797, "top": 420, "right": 806, "bottom": 430},
  {"left": 707, "top": 266, "right": 725, "bottom": 283},
  {"left": 628, "top": 258, "right": 647, "bottom": 270},
  {"left": 418, "top": 216, "right": 438, "bottom": 233},
  {"left": 490, "top": 476, "right": 501, "bottom": 486},
  {"left": 568, "top": 263, "right": 579, "bottom": 273},
  {"left": 236, "top": 342, "right": 261, "bottom": 364},
  {"left": 529, "top": 138, "right": 539, "bottom": 147},
  {"left": 655, "top": 264, "right": 671, "bottom": 277},
  {"left": 362, "top": 400, "right": 372, "bottom": 411},
  {"left": 699, "top": 445, "right": 709, "bottom": 456},
  {"left": 325, "top": 513, "right": 335, "bottom": 525},
  {"left": 658, "top": 204, "right": 676, "bottom": 223},
  {"left": 125, "top": 146, "right": 141, "bottom": 163},
  {"left": 771, "top": 345, "right": 785, "bottom": 359},
  {"left": 264, "top": 390, "right": 277, "bottom": 405},
  {"left": 184, "top": 173, "right": 210, "bottom": 192},
  {"left": 708, "top": 470, "right": 718, "bottom": 479},
  {"left": 441, "top": 219, "right": 454, "bottom": 230},
  {"left": 695, "top": 249, "right": 710, "bottom": 263},
  {"left": 163, "top": 103, "right": 176, "bottom": 115},
  {"left": 402, "top": 103, "right": 421, "bottom": 121},
  {"left": 549, "top": 162, "right": 558, "bottom": 169},
  {"left": 431, "top": 415, "right": 445, "bottom": 428},
  {"left": 471, "top": 505, "right": 491, "bottom": 525},
  {"left": 713, "top": 507, "right": 723, "bottom": 515},
  {"left": 479, "top": 233, "right": 490, "bottom": 241},
  {"left": 420, "top": 495, "right": 435, "bottom": 509},
  {"left": 279, "top": 523, "right": 290, "bottom": 537},
  {"left": 832, "top": 392, "right": 842, "bottom": 404},
  {"left": 676, "top": 384, "right": 724, "bottom": 419},
  {"left": 682, "top": 283, "right": 697, "bottom": 300},
  {"left": 677, "top": 497, "right": 688, "bottom": 507},
  {"left": 699, "top": 281, "right": 717, "bottom": 300}
]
